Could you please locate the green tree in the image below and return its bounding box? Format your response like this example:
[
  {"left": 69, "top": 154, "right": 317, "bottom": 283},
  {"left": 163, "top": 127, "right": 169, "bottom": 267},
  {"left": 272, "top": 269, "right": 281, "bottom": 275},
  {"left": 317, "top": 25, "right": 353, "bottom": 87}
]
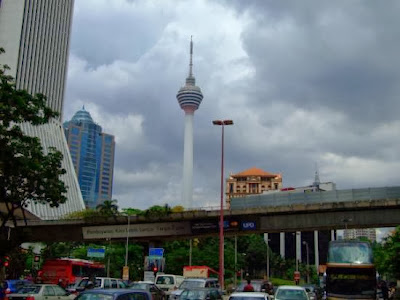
[
  {"left": 375, "top": 226, "right": 400, "bottom": 280},
  {"left": 0, "top": 48, "right": 66, "bottom": 237},
  {"left": 96, "top": 199, "right": 119, "bottom": 216},
  {"left": 143, "top": 204, "right": 172, "bottom": 218}
]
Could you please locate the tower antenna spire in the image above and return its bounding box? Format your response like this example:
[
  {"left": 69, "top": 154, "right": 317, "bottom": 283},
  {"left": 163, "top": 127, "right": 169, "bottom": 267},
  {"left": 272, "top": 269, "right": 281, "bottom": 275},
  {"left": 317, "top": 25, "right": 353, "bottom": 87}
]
[{"left": 189, "top": 35, "right": 193, "bottom": 77}]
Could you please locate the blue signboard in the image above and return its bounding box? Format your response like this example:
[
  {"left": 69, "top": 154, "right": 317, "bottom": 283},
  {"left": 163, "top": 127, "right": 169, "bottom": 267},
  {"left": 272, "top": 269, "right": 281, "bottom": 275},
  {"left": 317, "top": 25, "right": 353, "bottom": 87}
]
[
  {"left": 241, "top": 221, "right": 257, "bottom": 230},
  {"left": 149, "top": 248, "right": 164, "bottom": 257},
  {"left": 87, "top": 247, "right": 105, "bottom": 258}
]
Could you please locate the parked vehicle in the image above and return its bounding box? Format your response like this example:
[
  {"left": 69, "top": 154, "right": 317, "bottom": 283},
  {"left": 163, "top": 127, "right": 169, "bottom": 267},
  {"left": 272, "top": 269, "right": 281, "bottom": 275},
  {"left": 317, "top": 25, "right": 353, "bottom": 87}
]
[
  {"left": 229, "top": 292, "right": 270, "bottom": 300},
  {"left": 129, "top": 281, "right": 166, "bottom": 300},
  {"left": 170, "top": 278, "right": 220, "bottom": 300},
  {"left": 0, "top": 280, "right": 33, "bottom": 300},
  {"left": 274, "top": 286, "right": 309, "bottom": 300},
  {"left": 180, "top": 288, "right": 222, "bottom": 300},
  {"left": 155, "top": 274, "right": 184, "bottom": 297},
  {"left": 4, "top": 284, "right": 74, "bottom": 300},
  {"left": 75, "top": 288, "right": 152, "bottom": 300}
]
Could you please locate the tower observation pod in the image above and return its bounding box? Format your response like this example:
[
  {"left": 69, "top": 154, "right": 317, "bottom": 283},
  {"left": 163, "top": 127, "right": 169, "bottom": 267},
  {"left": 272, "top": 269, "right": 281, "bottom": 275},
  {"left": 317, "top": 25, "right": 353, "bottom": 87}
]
[{"left": 176, "top": 37, "right": 203, "bottom": 209}]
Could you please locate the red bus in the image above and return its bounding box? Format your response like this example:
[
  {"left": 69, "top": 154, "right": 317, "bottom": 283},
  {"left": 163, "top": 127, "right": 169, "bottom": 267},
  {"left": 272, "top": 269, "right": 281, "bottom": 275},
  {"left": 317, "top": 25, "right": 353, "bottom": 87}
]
[{"left": 37, "top": 258, "right": 105, "bottom": 287}]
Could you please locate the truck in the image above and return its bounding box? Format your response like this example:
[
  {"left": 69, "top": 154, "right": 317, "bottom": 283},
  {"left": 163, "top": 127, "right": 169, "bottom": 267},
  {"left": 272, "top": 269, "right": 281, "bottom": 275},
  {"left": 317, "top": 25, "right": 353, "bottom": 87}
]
[{"left": 183, "top": 266, "right": 218, "bottom": 278}]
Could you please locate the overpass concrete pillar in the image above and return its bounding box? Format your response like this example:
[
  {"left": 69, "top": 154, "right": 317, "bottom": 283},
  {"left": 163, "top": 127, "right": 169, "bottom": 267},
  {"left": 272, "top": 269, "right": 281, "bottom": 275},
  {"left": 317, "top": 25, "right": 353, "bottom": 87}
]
[
  {"left": 280, "top": 232, "right": 285, "bottom": 258},
  {"left": 314, "top": 231, "right": 319, "bottom": 273},
  {"left": 296, "top": 231, "right": 301, "bottom": 263}
]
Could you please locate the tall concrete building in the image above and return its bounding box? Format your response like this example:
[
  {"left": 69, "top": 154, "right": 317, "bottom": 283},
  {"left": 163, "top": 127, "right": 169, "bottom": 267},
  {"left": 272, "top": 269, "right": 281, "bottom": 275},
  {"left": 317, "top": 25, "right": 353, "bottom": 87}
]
[
  {"left": 343, "top": 228, "right": 376, "bottom": 242},
  {"left": 176, "top": 38, "right": 203, "bottom": 208},
  {"left": 64, "top": 108, "right": 115, "bottom": 209},
  {"left": 0, "top": 0, "right": 85, "bottom": 219}
]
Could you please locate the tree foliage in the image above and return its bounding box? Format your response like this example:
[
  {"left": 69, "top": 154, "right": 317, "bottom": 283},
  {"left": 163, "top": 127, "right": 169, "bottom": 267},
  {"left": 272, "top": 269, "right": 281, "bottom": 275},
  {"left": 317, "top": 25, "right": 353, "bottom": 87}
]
[
  {"left": 0, "top": 48, "right": 67, "bottom": 232},
  {"left": 373, "top": 226, "right": 400, "bottom": 280},
  {"left": 96, "top": 199, "right": 119, "bottom": 217}
]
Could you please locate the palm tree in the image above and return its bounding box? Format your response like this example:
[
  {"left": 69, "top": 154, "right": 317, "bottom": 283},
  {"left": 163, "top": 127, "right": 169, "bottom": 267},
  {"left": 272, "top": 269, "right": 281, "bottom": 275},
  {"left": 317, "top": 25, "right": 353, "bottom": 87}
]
[{"left": 96, "top": 199, "right": 119, "bottom": 216}]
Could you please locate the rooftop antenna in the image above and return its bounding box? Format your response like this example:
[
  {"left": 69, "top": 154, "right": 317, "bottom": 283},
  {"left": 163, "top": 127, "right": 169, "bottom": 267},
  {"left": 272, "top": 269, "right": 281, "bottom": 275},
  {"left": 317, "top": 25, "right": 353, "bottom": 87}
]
[{"left": 313, "top": 163, "right": 320, "bottom": 188}]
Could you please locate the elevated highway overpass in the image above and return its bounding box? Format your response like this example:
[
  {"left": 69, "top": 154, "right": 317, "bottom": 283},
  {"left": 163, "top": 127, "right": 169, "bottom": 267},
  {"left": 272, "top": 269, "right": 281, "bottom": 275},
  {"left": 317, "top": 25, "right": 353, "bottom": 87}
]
[{"left": 12, "top": 186, "right": 400, "bottom": 243}]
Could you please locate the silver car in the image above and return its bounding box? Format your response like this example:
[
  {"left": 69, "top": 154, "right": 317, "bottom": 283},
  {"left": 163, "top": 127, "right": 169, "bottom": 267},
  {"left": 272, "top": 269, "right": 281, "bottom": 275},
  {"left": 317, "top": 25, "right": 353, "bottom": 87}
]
[{"left": 6, "top": 284, "right": 75, "bottom": 300}]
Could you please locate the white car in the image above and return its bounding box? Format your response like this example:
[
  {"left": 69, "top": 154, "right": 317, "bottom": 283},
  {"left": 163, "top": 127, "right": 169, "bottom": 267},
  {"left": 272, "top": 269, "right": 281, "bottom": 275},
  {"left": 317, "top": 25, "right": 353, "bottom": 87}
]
[
  {"left": 170, "top": 278, "right": 220, "bottom": 300},
  {"left": 274, "top": 286, "right": 309, "bottom": 300},
  {"left": 229, "top": 292, "right": 270, "bottom": 300},
  {"left": 6, "top": 284, "right": 75, "bottom": 300}
]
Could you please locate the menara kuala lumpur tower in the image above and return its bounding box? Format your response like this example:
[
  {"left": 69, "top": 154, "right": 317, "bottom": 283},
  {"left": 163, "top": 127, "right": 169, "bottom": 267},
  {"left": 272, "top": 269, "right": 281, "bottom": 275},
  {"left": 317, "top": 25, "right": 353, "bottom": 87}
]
[{"left": 176, "top": 38, "right": 203, "bottom": 209}]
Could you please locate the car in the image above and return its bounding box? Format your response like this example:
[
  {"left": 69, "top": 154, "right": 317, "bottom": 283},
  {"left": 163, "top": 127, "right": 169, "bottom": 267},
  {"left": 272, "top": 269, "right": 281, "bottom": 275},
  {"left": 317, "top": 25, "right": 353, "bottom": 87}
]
[
  {"left": 274, "top": 286, "right": 309, "bottom": 300},
  {"left": 129, "top": 281, "right": 166, "bottom": 300},
  {"left": 0, "top": 279, "right": 33, "bottom": 300},
  {"left": 170, "top": 278, "right": 220, "bottom": 300},
  {"left": 75, "top": 288, "right": 152, "bottom": 300},
  {"left": 5, "top": 284, "right": 75, "bottom": 300},
  {"left": 69, "top": 277, "right": 127, "bottom": 293},
  {"left": 155, "top": 274, "right": 184, "bottom": 297},
  {"left": 229, "top": 292, "right": 270, "bottom": 300},
  {"left": 301, "top": 285, "right": 321, "bottom": 300},
  {"left": 179, "top": 288, "right": 222, "bottom": 300}
]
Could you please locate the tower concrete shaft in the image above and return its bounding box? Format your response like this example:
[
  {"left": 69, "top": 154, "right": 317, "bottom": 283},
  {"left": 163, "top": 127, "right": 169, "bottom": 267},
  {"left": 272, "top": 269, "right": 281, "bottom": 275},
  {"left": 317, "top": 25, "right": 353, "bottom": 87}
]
[{"left": 176, "top": 38, "right": 203, "bottom": 209}]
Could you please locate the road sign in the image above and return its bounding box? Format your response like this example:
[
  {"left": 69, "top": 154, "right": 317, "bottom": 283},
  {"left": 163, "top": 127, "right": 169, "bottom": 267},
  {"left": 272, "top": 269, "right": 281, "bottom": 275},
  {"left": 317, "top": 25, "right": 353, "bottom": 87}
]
[
  {"left": 294, "top": 271, "right": 300, "bottom": 281},
  {"left": 87, "top": 247, "right": 105, "bottom": 258},
  {"left": 149, "top": 248, "right": 164, "bottom": 257}
]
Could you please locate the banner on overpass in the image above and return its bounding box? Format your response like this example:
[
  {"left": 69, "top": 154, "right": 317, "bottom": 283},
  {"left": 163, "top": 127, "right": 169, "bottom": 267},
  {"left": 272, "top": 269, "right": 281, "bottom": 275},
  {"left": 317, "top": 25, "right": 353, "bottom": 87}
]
[
  {"left": 82, "top": 222, "right": 191, "bottom": 239},
  {"left": 191, "top": 219, "right": 257, "bottom": 234}
]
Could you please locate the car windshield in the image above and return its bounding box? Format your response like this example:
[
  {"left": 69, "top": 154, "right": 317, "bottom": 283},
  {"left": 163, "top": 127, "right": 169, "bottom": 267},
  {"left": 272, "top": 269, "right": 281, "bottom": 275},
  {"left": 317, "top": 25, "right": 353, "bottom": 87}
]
[
  {"left": 16, "top": 286, "right": 41, "bottom": 294},
  {"left": 276, "top": 289, "right": 308, "bottom": 300},
  {"left": 230, "top": 297, "right": 265, "bottom": 300},
  {"left": 156, "top": 276, "right": 174, "bottom": 285},
  {"left": 76, "top": 293, "right": 114, "bottom": 300},
  {"left": 180, "top": 281, "right": 205, "bottom": 289},
  {"left": 130, "top": 283, "right": 148, "bottom": 290},
  {"left": 180, "top": 290, "right": 207, "bottom": 300},
  {"left": 302, "top": 286, "right": 315, "bottom": 293}
]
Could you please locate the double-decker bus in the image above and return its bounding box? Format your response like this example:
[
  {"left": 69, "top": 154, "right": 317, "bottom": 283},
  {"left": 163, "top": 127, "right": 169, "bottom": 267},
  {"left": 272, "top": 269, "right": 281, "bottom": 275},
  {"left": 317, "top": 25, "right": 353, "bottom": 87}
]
[
  {"left": 37, "top": 258, "right": 105, "bottom": 287},
  {"left": 325, "top": 240, "right": 376, "bottom": 300}
]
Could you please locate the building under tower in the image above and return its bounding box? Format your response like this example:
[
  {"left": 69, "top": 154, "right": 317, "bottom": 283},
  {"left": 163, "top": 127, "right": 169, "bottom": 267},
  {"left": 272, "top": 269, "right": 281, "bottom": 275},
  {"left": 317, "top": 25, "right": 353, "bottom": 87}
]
[
  {"left": 0, "top": 0, "right": 85, "bottom": 219},
  {"left": 176, "top": 38, "right": 203, "bottom": 209}
]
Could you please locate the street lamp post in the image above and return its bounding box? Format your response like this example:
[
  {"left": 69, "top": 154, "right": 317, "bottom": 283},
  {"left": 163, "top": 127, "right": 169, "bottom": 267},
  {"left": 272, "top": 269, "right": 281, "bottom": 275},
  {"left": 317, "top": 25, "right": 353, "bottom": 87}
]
[
  {"left": 125, "top": 215, "right": 130, "bottom": 267},
  {"left": 213, "top": 119, "right": 233, "bottom": 291},
  {"left": 263, "top": 234, "right": 271, "bottom": 279},
  {"left": 302, "top": 241, "right": 309, "bottom": 283}
]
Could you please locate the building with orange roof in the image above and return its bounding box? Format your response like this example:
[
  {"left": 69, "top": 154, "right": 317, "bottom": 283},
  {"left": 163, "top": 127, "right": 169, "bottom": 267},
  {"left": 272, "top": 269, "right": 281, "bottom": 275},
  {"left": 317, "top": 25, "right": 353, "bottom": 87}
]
[{"left": 225, "top": 167, "right": 283, "bottom": 208}]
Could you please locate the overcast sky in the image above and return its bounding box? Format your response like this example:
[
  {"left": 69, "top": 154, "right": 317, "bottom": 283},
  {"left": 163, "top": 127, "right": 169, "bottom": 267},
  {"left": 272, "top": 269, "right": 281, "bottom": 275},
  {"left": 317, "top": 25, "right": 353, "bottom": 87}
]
[{"left": 63, "top": 0, "right": 400, "bottom": 236}]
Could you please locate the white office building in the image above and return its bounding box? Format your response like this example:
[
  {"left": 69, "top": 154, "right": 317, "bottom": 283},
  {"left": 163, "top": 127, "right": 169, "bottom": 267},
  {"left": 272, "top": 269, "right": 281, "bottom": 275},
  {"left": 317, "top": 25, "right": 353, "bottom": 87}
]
[{"left": 0, "top": 0, "right": 85, "bottom": 219}]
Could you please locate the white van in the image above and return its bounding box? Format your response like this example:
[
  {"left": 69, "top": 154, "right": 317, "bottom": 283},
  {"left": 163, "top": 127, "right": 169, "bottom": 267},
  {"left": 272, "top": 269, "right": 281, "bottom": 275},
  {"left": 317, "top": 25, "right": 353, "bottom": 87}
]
[
  {"left": 71, "top": 277, "right": 126, "bottom": 292},
  {"left": 155, "top": 274, "right": 184, "bottom": 298}
]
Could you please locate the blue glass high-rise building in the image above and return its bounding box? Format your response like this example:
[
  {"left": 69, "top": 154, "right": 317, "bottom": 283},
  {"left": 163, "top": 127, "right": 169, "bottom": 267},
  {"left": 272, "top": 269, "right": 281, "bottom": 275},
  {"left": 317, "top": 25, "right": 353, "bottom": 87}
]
[{"left": 63, "top": 107, "right": 115, "bottom": 209}]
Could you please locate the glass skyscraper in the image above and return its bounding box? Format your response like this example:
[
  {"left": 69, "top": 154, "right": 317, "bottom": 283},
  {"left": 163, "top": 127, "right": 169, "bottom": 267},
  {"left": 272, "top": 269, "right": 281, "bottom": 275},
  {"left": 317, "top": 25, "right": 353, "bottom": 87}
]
[{"left": 63, "top": 107, "right": 115, "bottom": 209}]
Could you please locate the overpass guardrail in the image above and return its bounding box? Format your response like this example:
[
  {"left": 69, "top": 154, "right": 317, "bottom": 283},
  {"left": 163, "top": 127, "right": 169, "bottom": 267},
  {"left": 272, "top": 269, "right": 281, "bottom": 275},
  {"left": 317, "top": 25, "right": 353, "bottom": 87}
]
[{"left": 230, "top": 186, "right": 400, "bottom": 210}]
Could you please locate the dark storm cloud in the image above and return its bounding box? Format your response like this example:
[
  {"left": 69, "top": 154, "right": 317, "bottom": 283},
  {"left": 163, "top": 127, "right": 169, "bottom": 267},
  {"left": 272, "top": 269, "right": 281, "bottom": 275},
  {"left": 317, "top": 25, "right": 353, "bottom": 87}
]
[
  {"left": 233, "top": 1, "right": 400, "bottom": 124},
  {"left": 64, "top": 0, "right": 400, "bottom": 214}
]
